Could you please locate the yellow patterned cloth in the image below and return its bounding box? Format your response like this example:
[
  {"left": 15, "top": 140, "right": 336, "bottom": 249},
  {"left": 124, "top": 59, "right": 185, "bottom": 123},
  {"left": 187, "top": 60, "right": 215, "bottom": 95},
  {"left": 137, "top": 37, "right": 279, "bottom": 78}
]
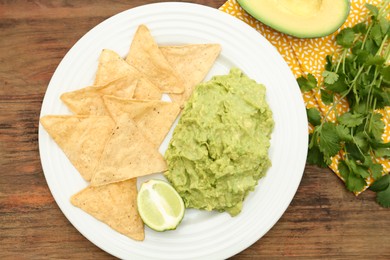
[{"left": 219, "top": 0, "right": 389, "bottom": 194}]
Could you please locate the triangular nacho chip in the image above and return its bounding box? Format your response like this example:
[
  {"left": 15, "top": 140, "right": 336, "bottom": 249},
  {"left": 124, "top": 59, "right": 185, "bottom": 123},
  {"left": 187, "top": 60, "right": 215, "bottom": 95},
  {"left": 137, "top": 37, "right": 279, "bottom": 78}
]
[
  {"left": 70, "top": 178, "right": 144, "bottom": 241},
  {"left": 94, "top": 49, "right": 161, "bottom": 100},
  {"left": 160, "top": 44, "right": 221, "bottom": 107},
  {"left": 103, "top": 96, "right": 180, "bottom": 147},
  {"left": 94, "top": 49, "right": 132, "bottom": 86},
  {"left": 133, "top": 78, "right": 162, "bottom": 100},
  {"left": 91, "top": 117, "right": 167, "bottom": 186},
  {"left": 40, "top": 115, "right": 115, "bottom": 181},
  {"left": 60, "top": 76, "right": 138, "bottom": 115},
  {"left": 126, "top": 25, "right": 185, "bottom": 94}
]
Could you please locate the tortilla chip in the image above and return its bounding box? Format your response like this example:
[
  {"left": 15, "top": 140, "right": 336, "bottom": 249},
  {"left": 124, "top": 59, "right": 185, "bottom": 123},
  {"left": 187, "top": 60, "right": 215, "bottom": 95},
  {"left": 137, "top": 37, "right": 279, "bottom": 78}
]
[
  {"left": 133, "top": 78, "right": 162, "bottom": 100},
  {"left": 91, "top": 117, "right": 167, "bottom": 186},
  {"left": 160, "top": 44, "right": 221, "bottom": 107},
  {"left": 103, "top": 96, "right": 181, "bottom": 147},
  {"left": 40, "top": 115, "right": 115, "bottom": 181},
  {"left": 71, "top": 178, "right": 144, "bottom": 241},
  {"left": 60, "top": 76, "right": 138, "bottom": 115},
  {"left": 126, "top": 25, "right": 185, "bottom": 94},
  {"left": 94, "top": 49, "right": 161, "bottom": 99}
]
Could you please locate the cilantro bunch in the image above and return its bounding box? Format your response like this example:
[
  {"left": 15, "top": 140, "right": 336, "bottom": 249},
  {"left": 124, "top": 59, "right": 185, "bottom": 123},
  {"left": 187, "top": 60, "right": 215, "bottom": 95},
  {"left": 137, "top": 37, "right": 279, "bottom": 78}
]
[{"left": 298, "top": 2, "right": 390, "bottom": 207}]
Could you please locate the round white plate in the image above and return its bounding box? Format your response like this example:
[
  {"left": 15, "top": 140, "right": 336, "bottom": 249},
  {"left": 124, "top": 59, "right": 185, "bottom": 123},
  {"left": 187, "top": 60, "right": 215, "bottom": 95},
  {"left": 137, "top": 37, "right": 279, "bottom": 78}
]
[{"left": 39, "top": 2, "right": 308, "bottom": 259}]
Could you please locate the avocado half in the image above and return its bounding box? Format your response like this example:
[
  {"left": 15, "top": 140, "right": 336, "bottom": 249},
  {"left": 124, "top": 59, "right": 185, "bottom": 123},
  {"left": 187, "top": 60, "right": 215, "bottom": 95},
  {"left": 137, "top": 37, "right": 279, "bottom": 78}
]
[{"left": 237, "top": 0, "right": 350, "bottom": 38}]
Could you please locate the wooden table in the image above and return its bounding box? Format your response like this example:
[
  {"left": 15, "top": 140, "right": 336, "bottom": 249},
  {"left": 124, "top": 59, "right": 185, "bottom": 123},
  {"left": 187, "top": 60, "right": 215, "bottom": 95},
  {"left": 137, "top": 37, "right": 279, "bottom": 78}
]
[{"left": 1, "top": 0, "right": 389, "bottom": 259}]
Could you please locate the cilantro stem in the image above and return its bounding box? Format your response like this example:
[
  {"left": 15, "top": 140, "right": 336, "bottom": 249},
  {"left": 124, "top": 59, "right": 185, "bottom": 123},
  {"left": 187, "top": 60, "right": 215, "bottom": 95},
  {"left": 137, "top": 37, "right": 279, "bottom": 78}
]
[
  {"left": 362, "top": 65, "right": 380, "bottom": 134},
  {"left": 377, "top": 35, "right": 388, "bottom": 57},
  {"left": 383, "top": 40, "right": 390, "bottom": 64},
  {"left": 367, "top": 98, "right": 378, "bottom": 135},
  {"left": 335, "top": 49, "right": 348, "bottom": 72},
  {"left": 322, "top": 86, "right": 352, "bottom": 123},
  {"left": 350, "top": 66, "right": 366, "bottom": 105},
  {"left": 361, "top": 24, "right": 373, "bottom": 50}
]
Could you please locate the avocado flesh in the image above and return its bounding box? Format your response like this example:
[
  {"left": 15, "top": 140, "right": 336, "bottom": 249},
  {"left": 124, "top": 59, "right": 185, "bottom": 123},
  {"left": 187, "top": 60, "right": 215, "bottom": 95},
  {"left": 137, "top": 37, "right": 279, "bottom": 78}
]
[{"left": 237, "top": 0, "right": 350, "bottom": 38}]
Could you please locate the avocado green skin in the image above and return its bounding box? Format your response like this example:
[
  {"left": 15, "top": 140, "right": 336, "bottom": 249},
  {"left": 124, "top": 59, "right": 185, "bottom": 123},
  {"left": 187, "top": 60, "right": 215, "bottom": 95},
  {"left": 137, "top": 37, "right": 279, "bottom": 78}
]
[{"left": 236, "top": 0, "right": 350, "bottom": 38}]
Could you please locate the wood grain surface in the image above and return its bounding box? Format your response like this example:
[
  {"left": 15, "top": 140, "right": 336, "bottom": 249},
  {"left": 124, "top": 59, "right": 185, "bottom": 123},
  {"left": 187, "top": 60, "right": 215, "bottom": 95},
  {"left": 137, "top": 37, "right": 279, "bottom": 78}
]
[{"left": 0, "top": 0, "right": 389, "bottom": 259}]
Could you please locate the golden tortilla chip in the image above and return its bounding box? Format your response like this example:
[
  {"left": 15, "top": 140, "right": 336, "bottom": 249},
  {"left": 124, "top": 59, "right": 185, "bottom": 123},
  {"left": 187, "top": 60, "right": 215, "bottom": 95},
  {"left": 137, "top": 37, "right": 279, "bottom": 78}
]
[
  {"left": 60, "top": 76, "right": 138, "bottom": 115},
  {"left": 133, "top": 78, "right": 162, "bottom": 100},
  {"left": 103, "top": 95, "right": 180, "bottom": 147},
  {"left": 91, "top": 117, "right": 167, "bottom": 186},
  {"left": 71, "top": 178, "right": 144, "bottom": 241},
  {"left": 126, "top": 25, "right": 185, "bottom": 94},
  {"left": 160, "top": 44, "right": 221, "bottom": 107},
  {"left": 40, "top": 115, "right": 115, "bottom": 181},
  {"left": 94, "top": 49, "right": 161, "bottom": 100}
]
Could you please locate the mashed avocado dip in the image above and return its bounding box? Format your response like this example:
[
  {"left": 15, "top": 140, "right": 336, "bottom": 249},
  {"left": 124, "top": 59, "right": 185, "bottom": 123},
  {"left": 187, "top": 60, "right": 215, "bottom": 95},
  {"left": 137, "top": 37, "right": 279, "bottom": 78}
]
[{"left": 165, "top": 68, "right": 274, "bottom": 216}]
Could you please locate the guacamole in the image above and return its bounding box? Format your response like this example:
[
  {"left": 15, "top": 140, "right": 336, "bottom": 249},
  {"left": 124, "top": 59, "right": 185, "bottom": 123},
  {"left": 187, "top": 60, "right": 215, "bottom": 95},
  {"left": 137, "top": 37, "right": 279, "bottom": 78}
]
[{"left": 164, "top": 68, "right": 274, "bottom": 216}]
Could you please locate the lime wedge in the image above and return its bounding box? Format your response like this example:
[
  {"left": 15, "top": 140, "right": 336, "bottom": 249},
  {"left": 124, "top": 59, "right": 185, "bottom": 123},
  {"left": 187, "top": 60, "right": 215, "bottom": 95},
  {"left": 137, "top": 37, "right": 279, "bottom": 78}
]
[{"left": 137, "top": 179, "right": 185, "bottom": 231}]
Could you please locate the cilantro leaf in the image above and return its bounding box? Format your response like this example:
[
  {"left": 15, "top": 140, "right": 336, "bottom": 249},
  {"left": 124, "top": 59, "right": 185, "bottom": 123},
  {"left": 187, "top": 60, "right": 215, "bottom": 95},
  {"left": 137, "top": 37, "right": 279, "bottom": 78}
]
[
  {"left": 370, "top": 141, "right": 390, "bottom": 149},
  {"left": 324, "top": 55, "right": 333, "bottom": 71},
  {"left": 379, "top": 17, "right": 390, "bottom": 35},
  {"left": 319, "top": 122, "right": 341, "bottom": 159},
  {"left": 362, "top": 155, "right": 376, "bottom": 169},
  {"left": 338, "top": 160, "right": 350, "bottom": 180},
  {"left": 346, "top": 172, "right": 367, "bottom": 192},
  {"left": 336, "top": 124, "right": 353, "bottom": 142},
  {"left": 347, "top": 159, "right": 370, "bottom": 179},
  {"left": 380, "top": 66, "right": 390, "bottom": 84},
  {"left": 364, "top": 38, "right": 379, "bottom": 55},
  {"left": 306, "top": 108, "right": 322, "bottom": 126},
  {"left": 351, "top": 102, "right": 367, "bottom": 114},
  {"left": 336, "top": 28, "right": 355, "bottom": 48},
  {"left": 360, "top": 72, "right": 375, "bottom": 89},
  {"left": 369, "top": 113, "right": 385, "bottom": 141},
  {"left": 355, "top": 166, "right": 370, "bottom": 179},
  {"left": 320, "top": 89, "right": 334, "bottom": 105},
  {"left": 370, "top": 175, "right": 390, "bottom": 208},
  {"left": 365, "top": 55, "right": 385, "bottom": 66},
  {"left": 353, "top": 22, "right": 367, "bottom": 34},
  {"left": 345, "top": 142, "right": 365, "bottom": 162},
  {"left": 354, "top": 132, "right": 369, "bottom": 153},
  {"left": 382, "top": 91, "right": 390, "bottom": 107},
  {"left": 324, "top": 73, "right": 349, "bottom": 93},
  {"left": 365, "top": 3, "right": 379, "bottom": 18},
  {"left": 297, "top": 74, "right": 317, "bottom": 92},
  {"left": 374, "top": 147, "right": 390, "bottom": 158},
  {"left": 370, "top": 23, "right": 383, "bottom": 46},
  {"left": 307, "top": 144, "right": 328, "bottom": 168},
  {"left": 351, "top": 41, "right": 363, "bottom": 55},
  {"left": 355, "top": 49, "right": 369, "bottom": 65},
  {"left": 377, "top": 185, "right": 390, "bottom": 208},
  {"left": 372, "top": 87, "right": 389, "bottom": 109},
  {"left": 370, "top": 163, "right": 383, "bottom": 180},
  {"left": 338, "top": 112, "right": 364, "bottom": 127},
  {"left": 322, "top": 70, "right": 339, "bottom": 84},
  {"left": 370, "top": 174, "right": 390, "bottom": 192},
  {"left": 344, "top": 56, "right": 359, "bottom": 78}
]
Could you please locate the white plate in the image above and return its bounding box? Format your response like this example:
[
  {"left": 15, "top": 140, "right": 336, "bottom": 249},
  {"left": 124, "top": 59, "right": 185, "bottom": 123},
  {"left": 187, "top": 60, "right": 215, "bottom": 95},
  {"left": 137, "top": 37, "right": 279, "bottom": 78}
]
[{"left": 39, "top": 2, "right": 308, "bottom": 259}]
